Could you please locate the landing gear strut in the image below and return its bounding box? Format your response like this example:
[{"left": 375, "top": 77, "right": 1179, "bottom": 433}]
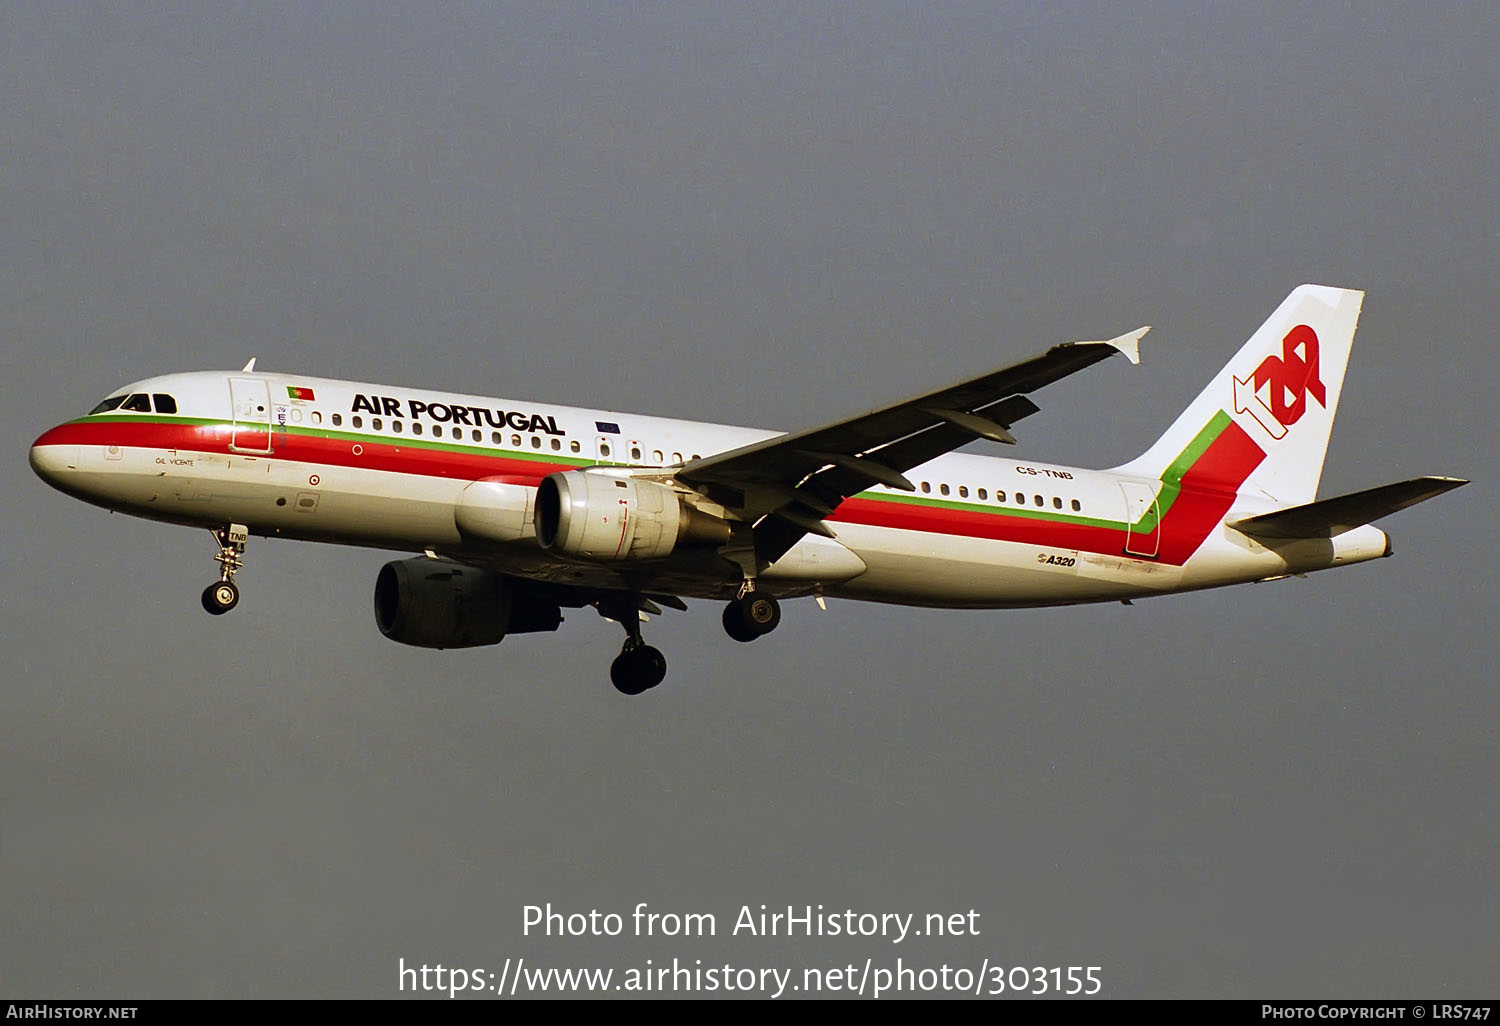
[
  {"left": 722, "top": 582, "right": 781, "bottom": 643},
  {"left": 600, "top": 595, "right": 667, "bottom": 696},
  {"left": 202, "top": 524, "right": 248, "bottom": 615}
]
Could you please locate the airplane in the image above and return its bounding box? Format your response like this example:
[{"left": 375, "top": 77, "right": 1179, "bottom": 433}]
[{"left": 30, "top": 284, "right": 1466, "bottom": 695}]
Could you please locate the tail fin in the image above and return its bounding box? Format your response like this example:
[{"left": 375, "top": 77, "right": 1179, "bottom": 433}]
[{"left": 1114, "top": 284, "right": 1365, "bottom": 506}]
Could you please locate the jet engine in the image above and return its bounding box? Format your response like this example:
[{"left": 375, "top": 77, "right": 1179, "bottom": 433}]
[
  {"left": 373, "top": 557, "right": 562, "bottom": 649},
  {"left": 534, "top": 471, "right": 731, "bottom": 560}
]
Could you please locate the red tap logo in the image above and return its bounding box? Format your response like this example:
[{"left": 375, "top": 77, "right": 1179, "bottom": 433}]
[{"left": 1232, "top": 324, "right": 1326, "bottom": 439}]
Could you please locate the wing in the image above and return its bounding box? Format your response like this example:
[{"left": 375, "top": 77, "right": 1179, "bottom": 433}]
[{"left": 677, "top": 326, "right": 1149, "bottom": 565}]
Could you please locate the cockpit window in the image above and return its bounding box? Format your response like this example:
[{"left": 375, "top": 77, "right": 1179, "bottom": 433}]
[
  {"left": 90, "top": 395, "right": 127, "bottom": 414},
  {"left": 152, "top": 394, "right": 178, "bottom": 414},
  {"left": 121, "top": 394, "right": 152, "bottom": 413}
]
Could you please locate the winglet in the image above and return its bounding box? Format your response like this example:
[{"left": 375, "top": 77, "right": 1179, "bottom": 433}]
[
  {"left": 241, "top": 358, "right": 258, "bottom": 372},
  {"left": 1098, "top": 326, "right": 1149, "bottom": 365}
]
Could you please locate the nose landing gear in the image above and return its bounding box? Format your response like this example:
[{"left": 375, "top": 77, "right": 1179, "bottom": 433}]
[{"left": 202, "top": 524, "right": 248, "bottom": 615}]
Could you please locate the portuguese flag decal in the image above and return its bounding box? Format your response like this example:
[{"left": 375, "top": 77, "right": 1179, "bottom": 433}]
[{"left": 287, "top": 386, "right": 316, "bottom": 401}]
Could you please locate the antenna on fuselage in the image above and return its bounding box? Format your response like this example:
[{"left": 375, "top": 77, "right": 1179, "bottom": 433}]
[{"left": 241, "top": 358, "right": 257, "bottom": 372}]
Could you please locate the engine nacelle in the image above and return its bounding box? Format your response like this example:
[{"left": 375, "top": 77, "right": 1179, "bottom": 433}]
[
  {"left": 373, "top": 557, "right": 561, "bottom": 649},
  {"left": 534, "top": 471, "right": 730, "bottom": 561}
]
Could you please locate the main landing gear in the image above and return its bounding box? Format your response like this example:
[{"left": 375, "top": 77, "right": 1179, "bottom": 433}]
[
  {"left": 721, "top": 584, "right": 781, "bottom": 643},
  {"left": 201, "top": 524, "right": 248, "bottom": 615},
  {"left": 600, "top": 595, "right": 668, "bottom": 696},
  {"left": 611, "top": 640, "right": 668, "bottom": 697}
]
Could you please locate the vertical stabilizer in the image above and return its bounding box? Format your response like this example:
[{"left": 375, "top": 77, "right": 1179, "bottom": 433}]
[{"left": 1114, "top": 284, "right": 1364, "bottom": 506}]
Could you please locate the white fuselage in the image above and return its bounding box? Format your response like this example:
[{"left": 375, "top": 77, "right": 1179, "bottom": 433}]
[{"left": 29, "top": 369, "right": 1390, "bottom": 610}]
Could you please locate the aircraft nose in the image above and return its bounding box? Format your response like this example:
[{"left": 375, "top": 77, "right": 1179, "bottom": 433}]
[{"left": 30, "top": 427, "right": 80, "bottom": 488}]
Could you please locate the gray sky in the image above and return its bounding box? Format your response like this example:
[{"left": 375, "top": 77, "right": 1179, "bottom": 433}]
[{"left": 2, "top": 2, "right": 1495, "bottom": 999}]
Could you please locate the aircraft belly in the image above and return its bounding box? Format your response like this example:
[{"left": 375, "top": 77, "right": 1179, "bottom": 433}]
[{"left": 827, "top": 524, "right": 1141, "bottom": 608}]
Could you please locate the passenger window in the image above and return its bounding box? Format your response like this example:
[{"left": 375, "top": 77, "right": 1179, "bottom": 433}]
[
  {"left": 311, "top": 411, "right": 321, "bottom": 425},
  {"left": 1034, "top": 495, "right": 1044, "bottom": 507},
  {"left": 939, "top": 483, "right": 950, "bottom": 496},
  {"left": 996, "top": 490, "right": 1005, "bottom": 502},
  {"left": 672, "top": 451, "right": 682, "bottom": 463},
  {"left": 90, "top": 395, "right": 127, "bottom": 414},
  {"left": 552, "top": 438, "right": 562, "bottom": 451},
  {"left": 152, "top": 394, "right": 178, "bottom": 414},
  {"left": 492, "top": 431, "right": 502, "bottom": 444},
  {"left": 415, "top": 423, "right": 426, "bottom": 436},
  {"left": 978, "top": 488, "right": 987, "bottom": 500},
  {"left": 511, "top": 434, "right": 522, "bottom": 447},
  {"left": 531, "top": 436, "right": 542, "bottom": 449},
  {"left": 958, "top": 485, "right": 968, "bottom": 498},
  {"left": 472, "top": 430, "right": 482, "bottom": 442},
  {"left": 332, "top": 413, "right": 342, "bottom": 427},
  {"left": 600, "top": 442, "right": 612, "bottom": 458},
  {"left": 1053, "top": 496, "right": 1062, "bottom": 509},
  {"left": 652, "top": 449, "right": 663, "bottom": 463},
  {"left": 392, "top": 420, "right": 403, "bottom": 433},
  {"left": 921, "top": 482, "right": 931, "bottom": 494},
  {"left": 631, "top": 446, "right": 642, "bottom": 460},
  {"left": 690, "top": 454, "right": 700, "bottom": 461},
  {"left": 352, "top": 416, "right": 362, "bottom": 429},
  {"left": 571, "top": 441, "right": 581, "bottom": 453},
  {"left": 372, "top": 418, "right": 382, "bottom": 431},
  {"left": 122, "top": 393, "right": 151, "bottom": 413},
  {"left": 1071, "top": 499, "right": 1081, "bottom": 511},
  {"left": 1015, "top": 493, "right": 1025, "bottom": 505}
]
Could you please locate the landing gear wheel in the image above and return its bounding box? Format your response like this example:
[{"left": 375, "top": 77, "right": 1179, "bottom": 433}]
[
  {"left": 722, "top": 602, "right": 760, "bottom": 643},
  {"left": 610, "top": 644, "right": 667, "bottom": 696},
  {"left": 202, "top": 579, "right": 240, "bottom": 615},
  {"left": 723, "top": 592, "right": 781, "bottom": 641}
]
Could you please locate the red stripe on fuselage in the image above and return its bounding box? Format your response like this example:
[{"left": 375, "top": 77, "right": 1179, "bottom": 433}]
[
  {"left": 34, "top": 419, "right": 574, "bottom": 482},
  {"left": 830, "top": 497, "right": 1123, "bottom": 551},
  {"left": 36, "top": 415, "right": 1267, "bottom": 566},
  {"left": 1154, "top": 419, "right": 1265, "bottom": 564},
  {"left": 829, "top": 417, "right": 1265, "bottom": 565}
]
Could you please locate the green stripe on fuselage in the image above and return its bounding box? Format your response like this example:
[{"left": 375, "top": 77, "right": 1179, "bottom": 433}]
[
  {"left": 66, "top": 415, "right": 597, "bottom": 467},
  {"left": 1137, "top": 409, "right": 1232, "bottom": 532},
  {"left": 72, "top": 410, "right": 1235, "bottom": 533}
]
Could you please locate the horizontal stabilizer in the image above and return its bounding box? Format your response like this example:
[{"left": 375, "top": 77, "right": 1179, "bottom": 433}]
[{"left": 1229, "top": 476, "right": 1468, "bottom": 539}]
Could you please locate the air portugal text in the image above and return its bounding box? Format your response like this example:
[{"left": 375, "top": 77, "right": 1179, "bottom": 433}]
[{"left": 350, "top": 394, "right": 564, "bottom": 435}]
